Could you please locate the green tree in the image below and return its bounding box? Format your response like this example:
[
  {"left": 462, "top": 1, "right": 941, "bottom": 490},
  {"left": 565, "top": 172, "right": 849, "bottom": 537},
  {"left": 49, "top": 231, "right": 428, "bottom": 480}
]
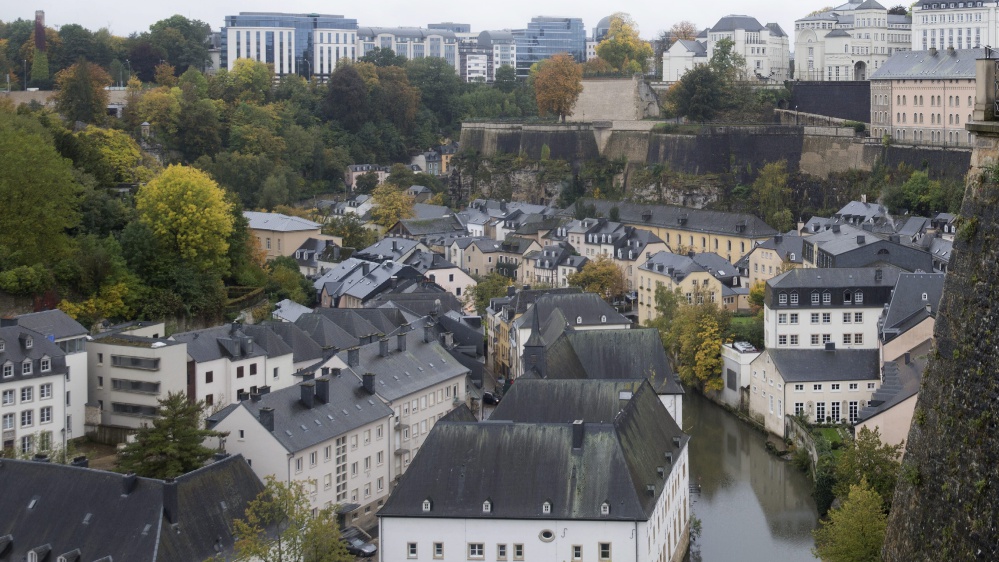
[
  {"left": 834, "top": 426, "right": 903, "bottom": 511},
  {"left": 495, "top": 65, "right": 517, "bottom": 93},
  {"left": 0, "top": 114, "right": 80, "bottom": 268},
  {"left": 467, "top": 272, "right": 513, "bottom": 315},
  {"left": 752, "top": 161, "right": 794, "bottom": 232},
  {"left": 888, "top": 5, "right": 910, "bottom": 16},
  {"left": 74, "top": 126, "right": 157, "bottom": 185},
  {"left": 370, "top": 183, "right": 415, "bottom": 228},
  {"left": 30, "top": 48, "right": 49, "bottom": 87},
  {"left": 325, "top": 64, "right": 369, "bottom": 132},
  {"left": 136, "top": 164, "right": 235, "bottom": 275},
  {"left": 322, "top": 213, "right": 377, "bottom": 250},
  {"left": 148, "top": 15, "right": 211, "bottom": 73},
  {"left": 116, "top": 392, "right": 226, "bottom": 478},
  {"left": 54, "top": 60, "right": 112, "bottom": 124},
  {"left": 664, "top": 65, "right": 722, "bottom": 122},
  {"left": 406, "top": 56, "right": 463, "bottom": 132},
  {"left": 233, "top": 476, "right": 352, "bottom": 562},
  {"left": 533, "top": 53, "right": 583, "bottom": 122},
  {"left": 812, "top": 479, "right": 887, "bottom": 562},
  {"left": 595, "top": 13, "right": 654, "bottom": 72},
  {"left": 354, "top": 170, "right": 380, "bottom": 193},
  {"left": 359, "top": 47, "right": 408, "bottom": 67},
  {"left": 567, "top": 256, "right": 626, "bottom": 301},
  {"left": 709, "top": 37, "right": 748, "bottom": 81},
  {"left": 230, "top": 58, "right": 273, "bottom": 104}
]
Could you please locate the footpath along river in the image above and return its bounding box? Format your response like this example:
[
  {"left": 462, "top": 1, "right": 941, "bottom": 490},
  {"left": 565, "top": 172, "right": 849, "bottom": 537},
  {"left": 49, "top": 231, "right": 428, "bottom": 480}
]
[{"left": 684, "top": 391, "right": 819, "bottom": 561}]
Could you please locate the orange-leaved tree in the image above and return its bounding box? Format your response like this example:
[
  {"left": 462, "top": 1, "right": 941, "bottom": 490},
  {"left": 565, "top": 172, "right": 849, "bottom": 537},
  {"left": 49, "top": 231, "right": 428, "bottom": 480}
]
[{"left": 533, "top": 53, "right": 583, "bottom": 123}]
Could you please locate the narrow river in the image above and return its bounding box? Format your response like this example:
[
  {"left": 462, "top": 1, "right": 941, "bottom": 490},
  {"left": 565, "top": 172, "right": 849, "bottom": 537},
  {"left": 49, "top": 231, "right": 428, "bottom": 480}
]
[{"left": 684, "top": 391, "right": 819, "bottom": 561}]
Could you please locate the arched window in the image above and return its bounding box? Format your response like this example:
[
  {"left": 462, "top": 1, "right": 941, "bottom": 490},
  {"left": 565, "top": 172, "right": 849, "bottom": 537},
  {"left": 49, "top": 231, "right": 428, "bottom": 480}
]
[
  {"left": 483, "top": 500, "right": 492, "bottom": 513},
  {"left": 576, "top": 316, "right": 583, "bottom": 324},
  {"left": 423, "top": 499, "right": 432, "bottom": 512},
  {"left": 601, "top": 502, "right": 610, "bottom": 515},
  {"left": 542, "top": 501, "right": 552, "bottom": 514}
]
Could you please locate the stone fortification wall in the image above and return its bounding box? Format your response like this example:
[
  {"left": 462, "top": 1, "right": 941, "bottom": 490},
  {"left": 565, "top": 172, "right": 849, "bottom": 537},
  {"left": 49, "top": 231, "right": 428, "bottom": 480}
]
[
  {"left": 568, "top": 77, "right": 660, "bottom": 122},
  {"left": 882, "top": 124, "right": 999, "bottom": 561}
]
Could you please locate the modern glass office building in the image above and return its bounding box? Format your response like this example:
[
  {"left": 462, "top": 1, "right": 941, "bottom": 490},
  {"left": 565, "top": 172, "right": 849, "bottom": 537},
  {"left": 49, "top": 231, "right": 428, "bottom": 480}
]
[
  {"left": 513, "top": 17, "right": 586, "bottom": 78},
  {"left": 221, "top": 12, "right": 358, "bottom": 79}
]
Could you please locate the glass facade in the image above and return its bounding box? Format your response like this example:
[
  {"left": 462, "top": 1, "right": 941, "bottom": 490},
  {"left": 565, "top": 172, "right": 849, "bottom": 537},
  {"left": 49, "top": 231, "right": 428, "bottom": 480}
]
[
  {"left": 513, "top": 17, "right": 586, "bottom": 77},
  {"left": 221, "top": 12, "right": 358, "bottom": 77}
]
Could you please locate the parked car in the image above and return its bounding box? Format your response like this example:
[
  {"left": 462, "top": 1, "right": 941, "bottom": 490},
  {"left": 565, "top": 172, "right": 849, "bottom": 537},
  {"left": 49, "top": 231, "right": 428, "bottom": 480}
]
[
  {"left": 482, "top": 391, "right": 501, "bottom": 405},
  {"left": 341, "top": 527, "right": 377, "bottom": 558}
]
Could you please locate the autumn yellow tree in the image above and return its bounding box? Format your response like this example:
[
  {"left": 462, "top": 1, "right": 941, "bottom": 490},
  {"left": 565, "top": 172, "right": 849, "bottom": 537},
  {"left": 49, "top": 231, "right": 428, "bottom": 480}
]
[
  {"left": 533, "top": 53, "right": 583, "bottom": 123},
  {"left": 370, "top": 183, "right": 415, "bottom": 228},
  {"left": 669, "top": 21, "right": 698, "bottom": 43},
  {"left": 136, "top": 164, "right": 234, "bottom": 274},
  {"left": 596, "top": 13, "right": 654, "bottom": 73},
  {"left": 567, "top": 256, "right": 626, "bottom": 301}
]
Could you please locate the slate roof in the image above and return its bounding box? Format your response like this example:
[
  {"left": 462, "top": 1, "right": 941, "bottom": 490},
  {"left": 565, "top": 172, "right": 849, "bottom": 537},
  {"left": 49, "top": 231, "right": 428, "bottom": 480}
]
[
  {"left": 515, "top": 293, "right": 629, "bottom": 331},
  {"left": 856, "top": 0, "right": 886, "bottom": 10},
  {"left": 243, "top": 211, "right": 320, "bottom": 232},
  {"left": 0, "top": 324, "right": 69, "bottom": 382},
  {"left": 491, "top": 379, "right": 647, "bottom": 423},
  {"left": 171, "top": 324, "right": 270, "bottom": 363},
  {"left": 674, "top": 39, "right": 707, "bottom": 55},
  {"left": 217, "top": 375, "right": 393, "bottom": 452},
  {"left": 365, "top": 289, "right": 465, "bottom": 318},
  {"left": 639, "top": 251, "right": 706, "bottom": 281},
  {"left": 691, "top": 252, "right": 739, "bottom": 281},
  {"left": 317, "top": 307, "right": 415, "bottom": 339},
  {"left": 404, "top": 249, "right": 460, "bottom": 273},
  {"left": 871, "top": 49, "right": 984, "bottom": 80},
  {"left": 494, "top": 287, "right": 582, "bottom": 320},
  {"left": 15, "top": 310, "right": 87, "bottom": 340},
  {"left": 824, "top": 29, "right": 852, "bottom": 38},
  {"left": 880, "top": 273, "right": 945, "bottom": 341},
  {"left": 755, "top": 234, "right": 805, "bottom": 264},
  {"left": 336, "top": 325, "right": 470, "bottom": 402},
  {"left": 355, "top": 238, "right": 423, "bottom": 262},
  {"left": 379, "top": 379, "right": 687, "bottom": 521},
  {"left": 711, "top": 15, "right": 766, "bottom": 32},
  {"left": 768, "top": 348, "right": 881, "bottom": 382},
  {"left": 765, "top": 22, "right": 787, "bottom": 37},
  {"left": 858, "top": 345, "right": 928, "bottom": 422},
  {"left": 769, "top": 266, "right": 902, "bottom": 290},
  {"left": 563, "top": 199, "right": 777, "bottom": 239},
  {"left": 0, "top": 454, "right": 263, "bottom": 562},
  {"left": 393, "top": 216, "right": 467, "bottom": 237},
  {"left": 539, "top": 329, "right": 684, "bottom": 396},
  {"left": 272, "top": 298, "right": 312, "bottom": 323},
  {"left": 294, "top": 237, "right": 340, "bottom": 269},
  {"left": 294, "top": 313, "right": 361, "bottom": 350},
  {"left": 412, "top": 203, "right": 452, "bottom": 220},
  {"left": 260, "top": 321, "right": 324, "bottom": 365}
]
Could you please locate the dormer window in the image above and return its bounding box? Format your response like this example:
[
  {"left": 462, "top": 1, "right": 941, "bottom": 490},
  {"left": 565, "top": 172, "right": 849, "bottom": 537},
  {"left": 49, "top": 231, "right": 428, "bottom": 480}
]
[
  {"left": 25, "top": 336, "right": 32, "bottom": 349},
  {"left": 2, "top": 362, "right": 11, "bottom": 378},
  {"left": 822, "top": 292, "right": 831, "bottom": 304},
  {"left": 854, "top": 291, "right": 864, "bottom": 304},
  {"left": 423, "top": 499, "right": 432, "bottom": 512},
  {"left": 600, "top": 315, "right": 607, "bottom": 323},
  {"left": 790, "top": 293, "right": 798, "bottom": 305},
  {"left": 542, "top": 501, "right": 551, "bottom": 514},
  {"left": 601, "top": 502, "right": 610, "bottom": 515},
  {"left": 778, "top": 293, "right": 788, "bottom": 305},
  {"left": 40, "top": 357, "right": 50, "bottom": 372},
  {"left": 576, "top": 316, "right": 583, "bottom": 324},
  {"left": 22, "top": 359, "right": 32, "bottom": 375},
  {"left": 811, "top": 292, "right": 820, "bottom": 305},
  {"left": 482, "top": 500, "right": 492, "bottom": 513},
  {"left": 922, "top": 292, "right": 928, "bottom": 301},
  {"left": 0, "top": 339, "right": 4, "bottom": 352},
  {"left": 843, "top": 290, "right": 852, "bottom": 303}
]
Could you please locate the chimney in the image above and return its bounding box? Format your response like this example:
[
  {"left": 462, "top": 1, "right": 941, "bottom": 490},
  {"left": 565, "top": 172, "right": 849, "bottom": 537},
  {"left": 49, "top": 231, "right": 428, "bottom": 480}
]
[
  {"left": 259, "top": 407, "right": 275, "bottom": 432},
  {"left": 230, "top": 321, "right": 240, "bottom": 335},
  {"left": 392, "top": 240, "right": 398, "bottom": 252},
  {"left": 321, "top": 367, "right": 330, "bottom": 377},
  {"left": 929, "top": 46, "right": 937, "bottom": 56},
  {"left": 825, "top": 342, "right": 836, "bottom": 351},
  {"left": 300, "top": 381, "right": 316, "bottom": 409},
  {"left": 250, "top": 392, "right": 261, "bottom": 402},
  {"left": 0, "top": 318, "right": 17, "bottom": 327},
  {"left": 163, "top": 479, "right": 179, "bottom": 524},
  {"left": 572, "top": 419, "right": 584, "bottom": 449},
  {"left": 32, "top": 453, "right": 50, "bottom": 463},
  {"left": 331, "top": 368, "right": 342, "bottom": 378},
  {"left": 71, "top": 455, "right": 89, "bottom": 468},
  {"left": 904, "top": 352, "right": 911, "bottom": 365},
  {"left": 259, "top": 385, "right": 271, "bottom": 395},
  {"left": 857, "top": 235, "right": 866, "bottom": 245},
  {"left": 315, "top": 377, "right": 330, "bottom": 404},
  {"left": 122, "top": 473, "right": 138, "bottom": 496},
  {"left": 347, "top": 347, "right": 360, "bottom": 367},
  {"left": 397, "top": 331, "right": 408, "bottom": 352},
  {"left": 362, "top": 263, "right": 370, "bottom": 276},
  {"left": 237, "top": 391, "right": 250, "bottom": 401},
  {"left": 424, "top": 323, "right": 435, "bottom": 344},
  {"left": 861, "top": 193, "right": 867, "bottom": 203},
  {"left": 363, "top": 373, "right": 376, "bottom": 395},
  {"left": 774, "top": 234, "right": 783, "bottom": 244},
  {"left": 301, "top": 372, "right": 315, "bottom": 382},
  {"left": 506, "top": 286, "right": 516, "bottom": 297},
  {"left": 213, "top": 452, "right": 230, "bottom": 462},
  {"left": 832, "top": 225, "right": 841, "bottom": 233},
  {"left": 379, "top": 337, "right": 390, "bottom": 357}
]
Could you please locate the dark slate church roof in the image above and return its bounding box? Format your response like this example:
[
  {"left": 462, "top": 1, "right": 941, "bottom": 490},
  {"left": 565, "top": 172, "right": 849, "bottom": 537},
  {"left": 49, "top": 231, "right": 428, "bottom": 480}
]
[
  {"left": 0, "top": 454, "right": 264, "bottom": 562},
  {"left": 538, "top": 329, "right": 684, "bottom": 396},
  {"left": 379, "top": 380, "right": 687, "bottom": 521}
]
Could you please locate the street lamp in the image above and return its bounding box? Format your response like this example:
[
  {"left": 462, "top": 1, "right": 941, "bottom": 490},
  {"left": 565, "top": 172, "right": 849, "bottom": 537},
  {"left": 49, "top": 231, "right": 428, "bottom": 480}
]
[
  {"left": 23, "top": 59, "right": 27, "bottom": 90},
  {"left": 125, "top": 59, "right": 131, "bottom": 83},
  {"left": 301, "top": 57, "right": 311, "bottom": 82}
]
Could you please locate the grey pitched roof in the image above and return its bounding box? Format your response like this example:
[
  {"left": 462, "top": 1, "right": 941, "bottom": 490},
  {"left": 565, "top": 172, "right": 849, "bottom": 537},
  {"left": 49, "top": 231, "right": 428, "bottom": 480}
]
[
  {"left": 171, "top": 323, "right": 270, "bottom": 363},
  {"left": 675, "top": 39, "right": 706, "bottom": 55},
  {"left": 880, "top": 273, "right": 945, "bottom": 341},
  {"left": 379, "top": 379, "right": 687, "bottom": 521},
  {"left": 563, "top": 199, "right": 777, "bottom": 239},
  {"left": 15, "top": 310, "right": 87, "bottom": 340},
  {"left": 260, "top": 321, "right": 323, "bottom": 364},
  {"left": 0, "top": 455, "right": 263, "bottom": 562},
  {"left": 272, "top": 298, "right": 312, "bottom": 323},
  {"left": 711, "top": 15, "right": 766, "bottom": 32},
  {"left": 765, "top": 22, "right": 787, "bottom": 37},
  {"left": 219, "top": 375, "right": 393, "bottom": 452},
  {"left": 858, "top": 346, "right": 928, "bottom": 422},
  {"left": 355, "top": 238, "right": 422, "bottom": 262},
  {"left": 0, "top": 324, "right": 69, "bottom": 381},
  {"left": 856, "top": 0, "right": 886, "bottom": 9},
  {"left": 243, "top": 211, "right": 320, "bottom": 232},
  {"left": 239, "top": 324, "right": 294, "bottom": 358},
  {"left": 317, "top": 307, "right": 413, "bottom": 338},
  {"left": 540, "top": 329, "right": 684, "bottom": 396},
  {"left": 294, "top": 313, "right": 360, "bottom": 350},
  {"left": 756, "top": 234, "right": 805, "bottom": 264},
  {"left": 824, "top": 29, "right": 852, "bottom": 37},
  {"left": 768, "top": 348, "right": 881, "bottom": 382},
  {"left": 491, "top": 379, "right": 648, "bottom": 423},
  {"left": 690, "top": 252, "right": 738, "bottom": 280},
  {"left": 393, "top": 216, "right": 467, "bottom": 237},
  {"left": 337, "top": 325, "right": 470, "bottom": 402},
  {"left": 871, "top": 49, "right": 984, "bottom": 80},
  {"left": 836, "top": 200, "right": 888, "bottom": 222},
  {"left": 639, "top": 251, "right": 706, "bottom": 281},
  {"left": 769, "top": 266, "right": 902, "bottom": 290},
  {"left": 516, "top": 293, "right": 629, "bottom": 331},
  {"left": 412, "top": 203, "right": 452, "bottom": 220}
]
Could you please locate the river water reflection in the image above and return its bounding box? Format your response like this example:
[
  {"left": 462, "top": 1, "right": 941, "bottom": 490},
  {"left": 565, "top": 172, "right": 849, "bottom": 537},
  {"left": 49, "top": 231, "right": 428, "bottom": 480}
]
[{"left": 685, "top": 391, "right": 819, "bottom": 561}]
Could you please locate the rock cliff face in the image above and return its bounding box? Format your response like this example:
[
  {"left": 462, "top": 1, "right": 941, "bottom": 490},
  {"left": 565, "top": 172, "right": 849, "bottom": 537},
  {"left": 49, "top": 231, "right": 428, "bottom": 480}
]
[{"left": 882, "top": 138, "right": 999, "bottom": 560}]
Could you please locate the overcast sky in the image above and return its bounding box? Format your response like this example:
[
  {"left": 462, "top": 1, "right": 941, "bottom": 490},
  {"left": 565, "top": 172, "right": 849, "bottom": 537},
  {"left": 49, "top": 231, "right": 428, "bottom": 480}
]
[{"left": 6, "top": 1, "right": 810, "bottom": 42}]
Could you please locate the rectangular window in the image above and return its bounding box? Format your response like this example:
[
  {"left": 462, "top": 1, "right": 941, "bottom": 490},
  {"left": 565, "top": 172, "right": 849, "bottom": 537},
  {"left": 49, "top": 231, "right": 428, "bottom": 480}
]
[
  {"left": 794, "top": 383, "right": 804, "bottom": 391},
  {"left": 573, "top": 545, "right": 582, "bottom": 561},
  {"left": 21, "top": 409, "right": 32, "bottom": 427},
  {"left": 849, "top": 401, "right": 859, "bottom": 423},
  {"left": 40, "top": 406, "right": 52, "bottom": 424},
  {"left": 434, "top": 542, "right": 444, "bottom": 558},
  {"left": 795, "top": 402, "right": 804, "bottom": 416},
  {"left": 868, "top": 382, "right": 876, "bottom": 390},
  {"left": 843, "top": 312, "right": 852, "bottom": 323},
  {"left": 513, "top": 545, "right": 524, "bottom": 560},
  {"left": 778, "top": 313, "right": 787, "bottom": 324},
  {"left": 831, "top": 383, "right": 840, "bottom": 391},
  {"left": 408, "top": 543, "right": 418, "bottom": 558},
  {"left": 855, "top": 312, "right": 864, "bottom": 323},
  {"left": 789, "top": 334, "right": 799, "bottom": 346},
  {"left": 351, "top": 462, "right": 358, "bottom": 476},
  {"left": 778, "top": 335, "right": 788, "bottom": 346},
  {"left": 778, "top": 294, "right": 787, "bottom": 305},
  {"left": 815, "top": 402, "right": 826, "bottom": 422},
  {"left": 21, "top": 387, "right": 32, "bottom": 403},
  {"left": 822, "top": 293, "right": 831, "bottom": 304},
  {"left": 855, "top": 333, "right": 864, "bottom": 345},
  {"left": 831, "top": 402, "right": 841, "bottom": 422},
  {"left": 468, "top": 543, "right": 484, "bottom": 558},
  {"left": 810, "top": 313, "right": 820, "bottom": 324},
  {"left": 377, "top": 477, "right": 384, "bottom": 491},
  {"left": 822, "top": 313, "right": 831, "bottom": 324},
  {"left": 849, "top": 383, "right": 858, "bottom": 390},
  {"left": 790, "top": 293, "right": 799, "bottom": 305},
  {"left": 843, "top": 333, "right": 853, "bottom": 345},
  {"left": 310, "top": 451, "right": 317, "bottom": 466},
  {"left": 250, "top": 363, "right": 258, "bottom": 376},
  {"left": 1, "top": 389, "right": 13, "bottom": 405},
  {"left": 497, "top": 544, "right": 508, "bottom": 560},
  {"left": 237, "top": 366, "right": 244, "bottom": 378},
  {"left": 377, "top": 451, "right": 384, "bottom": 465},
  {"left": 2, "top": 413, "right": 13, "bottom": 430},
  {"left": 206, "top": 371, "right": 214, "bottom": 383},
  {"left": 599, "top": 543, "right": 611, "bottom": 560},
  {"left": 813, "top": 384, "right": 823, "bottom": 391},
  {"left": 822, "top": 334, "right": 831, "bottom": 344},
  {"left": 295, "top": 458, "right": 303, "bottom": 472},
  {"left": 811, "top": 334, "right": 820, "bottom": 346},
  {"left": 790, "top": 313, "right": 798, "bottom": 324}
]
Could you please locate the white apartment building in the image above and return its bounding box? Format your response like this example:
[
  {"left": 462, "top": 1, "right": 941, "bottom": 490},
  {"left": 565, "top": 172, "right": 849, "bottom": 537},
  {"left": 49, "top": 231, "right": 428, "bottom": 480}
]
[
  {"left": 911, "top": 0, "right": 994, "bottom": 51},
  {"left": 209, "top": 371, "right": 393, "bottom": 529},
  {"left": 16, "top": 310, "right": 89, "bottom": 438},
  {"left": 794, "top": 0, "right": 912, "bottom": 81},
  {"left": 477, "top": 30, "right": 517, "bottom": 81},
  {"left": 222, "top": 13, "right": 358, "bottom": 79},
  {"left": 379, "top": 380, "right": 690, "bottom": 562},
  {"left": 664, "top": 15, "right": 789, "bottom": 82},
  {"left": 357, "top": 27, "right": 459, "bottom": 73},
  {"left": 764, "top": 267, "right": 901, "bottom": 350},
  {"left": 0, "top": 319, "right": 79, "bottom": 457},
  {"left": 749, "top": 348, "right": 881, "bottom": 436}
]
